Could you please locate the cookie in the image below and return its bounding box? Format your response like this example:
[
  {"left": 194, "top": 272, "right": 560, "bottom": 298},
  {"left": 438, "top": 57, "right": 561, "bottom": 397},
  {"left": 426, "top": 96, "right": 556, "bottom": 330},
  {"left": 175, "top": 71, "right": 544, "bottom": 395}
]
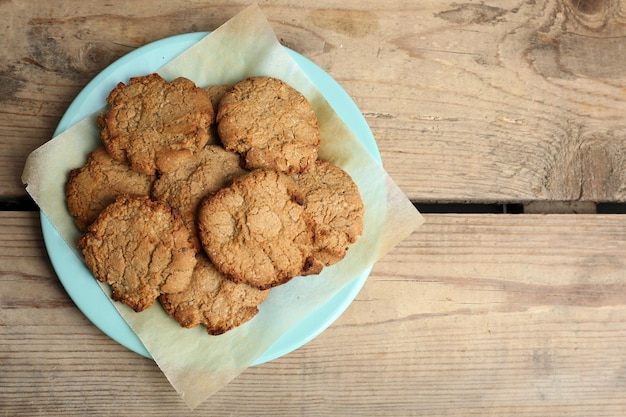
[
  {"left": 203, "top": 84, "right": 232, "bottom": 145},
  {"left": 217, "top": 76, "right": 320, "bottom": 174},
  {"left": 98, "top": 73, "right": 214, "bottom": 175},
  {"left": 293, "top": 160, "right": 364, "bottom": 267},
  {"left": 203, "top": 84, "right": 232, "bottom": 111},
  {"left": 78, "top": 194, "right": 196, "bottom": 312},
  {"left": 151, "top": 145, "right": 247, "bottom": 248},
  {"left": 159, "top": 254, "right": 269, "bottom": 335},
  {"left": 65, "top": 146, "right": 155, "bottom": 231},
  {"left": 197, "top": 169, "right": 316, "bottom": 290}
]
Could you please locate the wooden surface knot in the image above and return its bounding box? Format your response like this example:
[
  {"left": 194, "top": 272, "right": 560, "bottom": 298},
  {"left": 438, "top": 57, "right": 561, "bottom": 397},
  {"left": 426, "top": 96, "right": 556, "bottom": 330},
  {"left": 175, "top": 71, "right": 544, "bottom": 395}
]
[{"left": 542, "top": 124, "right": 626, "bottom": 201}]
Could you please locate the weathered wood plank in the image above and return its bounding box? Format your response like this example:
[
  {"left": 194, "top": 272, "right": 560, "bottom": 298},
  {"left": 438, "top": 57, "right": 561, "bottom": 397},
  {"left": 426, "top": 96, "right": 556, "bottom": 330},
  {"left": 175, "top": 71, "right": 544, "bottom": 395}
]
[
  {"left": 1, "top": 1, "right": 624, "bottom": 202},
  {"left": 3, "top": 212, "right": 626, "bottom": 416}
]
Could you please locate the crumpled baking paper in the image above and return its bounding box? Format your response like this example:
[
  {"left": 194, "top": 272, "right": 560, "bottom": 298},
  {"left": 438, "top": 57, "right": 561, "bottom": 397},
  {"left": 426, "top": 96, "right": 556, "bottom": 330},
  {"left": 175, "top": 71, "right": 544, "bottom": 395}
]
[{"left": 22, "top": 4, "right": 423, "bottom": 409}]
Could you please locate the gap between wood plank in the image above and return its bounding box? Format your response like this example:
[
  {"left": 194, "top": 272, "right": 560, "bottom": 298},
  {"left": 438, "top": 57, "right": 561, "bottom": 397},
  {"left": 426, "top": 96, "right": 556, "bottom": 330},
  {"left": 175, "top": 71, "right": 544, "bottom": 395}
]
[{"left": 2, "top": 195, "right": 625, "bottom": 214}]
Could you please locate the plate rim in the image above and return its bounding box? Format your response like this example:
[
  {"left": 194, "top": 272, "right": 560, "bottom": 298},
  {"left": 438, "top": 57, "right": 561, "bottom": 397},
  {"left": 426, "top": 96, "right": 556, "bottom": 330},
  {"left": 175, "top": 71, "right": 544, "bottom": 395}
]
[{"left": 42, "top": 31, "right": 381, "bottom": 365}]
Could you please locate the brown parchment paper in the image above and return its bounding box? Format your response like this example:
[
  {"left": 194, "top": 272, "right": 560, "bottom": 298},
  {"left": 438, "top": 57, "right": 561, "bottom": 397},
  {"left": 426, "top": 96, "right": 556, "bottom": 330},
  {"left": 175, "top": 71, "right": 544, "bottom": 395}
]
[{"left": 22, "top": 4, "right": 424, "bottom": 409}]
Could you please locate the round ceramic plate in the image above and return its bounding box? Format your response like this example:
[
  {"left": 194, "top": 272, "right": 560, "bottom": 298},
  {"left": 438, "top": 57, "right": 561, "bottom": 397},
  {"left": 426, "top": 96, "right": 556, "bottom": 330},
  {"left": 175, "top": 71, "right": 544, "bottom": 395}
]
[{"left": 41, "top": 32, "right": 381, "bottom": 365}]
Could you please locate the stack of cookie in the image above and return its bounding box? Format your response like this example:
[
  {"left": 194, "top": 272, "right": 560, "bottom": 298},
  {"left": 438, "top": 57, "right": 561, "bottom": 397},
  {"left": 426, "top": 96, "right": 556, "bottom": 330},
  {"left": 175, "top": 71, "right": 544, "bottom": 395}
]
[{"left": 66, "top": 73, "right": 364, "bottom": 335}]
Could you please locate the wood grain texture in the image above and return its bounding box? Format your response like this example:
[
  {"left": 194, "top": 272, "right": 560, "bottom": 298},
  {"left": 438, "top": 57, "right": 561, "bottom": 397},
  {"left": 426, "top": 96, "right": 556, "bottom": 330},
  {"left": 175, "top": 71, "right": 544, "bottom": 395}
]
[
  {"left": 1, "top": 0, "right": 624, "bottom": 203},
  {"left": 3, "top": 212, "right": 626, "bottom": 416},
  {"left": 3, "top": 1, "right": 626, "bottom": 416}
]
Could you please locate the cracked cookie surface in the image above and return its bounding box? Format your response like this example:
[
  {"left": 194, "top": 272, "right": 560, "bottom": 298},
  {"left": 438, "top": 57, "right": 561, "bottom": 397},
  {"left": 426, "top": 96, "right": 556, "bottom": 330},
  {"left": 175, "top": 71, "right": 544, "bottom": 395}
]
[
  {"left": 217, "top": 76, "right": 320, "bottom": 174},
  {"left": 78, "top": 194, "right": 196, "bottom": 312},
  {"left": 66, "top": 146, "right": 155, "bottom": 231},
  {"left": 98, "top": 73, "right": 214, "bottom": 175},
  {"left": 293, "top": 160, "right": 364, "bottom": 268},
  {"left": 151, "top": 145, "right": 247, "bottom": 249},
  {"left": 197, "top": 169, "right": 316, "bottom": 290},
  {"left": 159, "top": 254, "right": 269, "bottom": 335}
]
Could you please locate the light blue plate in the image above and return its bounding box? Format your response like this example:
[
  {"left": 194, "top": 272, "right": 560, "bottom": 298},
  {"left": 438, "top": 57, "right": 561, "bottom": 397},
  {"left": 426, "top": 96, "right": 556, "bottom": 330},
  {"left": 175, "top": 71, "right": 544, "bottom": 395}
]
[{"left": 41, "top": 32, "right": 381, "bottom": 365}]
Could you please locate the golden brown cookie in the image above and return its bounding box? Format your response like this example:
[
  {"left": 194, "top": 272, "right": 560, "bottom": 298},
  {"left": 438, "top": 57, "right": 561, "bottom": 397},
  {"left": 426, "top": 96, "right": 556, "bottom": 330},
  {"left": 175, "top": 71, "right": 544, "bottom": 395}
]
[
  {"left": 159, "top": 254, "right": 269, "bottom": 335},
  {"left": 98, "top": 73, "right": 214, "bottom": 175},
  {"left": 203, "top": 84, "right": 232, "bottom": 145},
  {"left": 293, "top": 160, "right": 364, "bottom": 268},
  {"left": 65, "top": 146, "right": 155, "bottom": 231},
  {"left": 78, "top": 195, "right": 196, "bottom": 312},
  {"left": 203, "top": 84, "right": 232, "bottom": 111},
  {"left": 151, "top": 145, "right": 247, "bottom": 248},
  {"left": 217, "top": 76, "right": 320, "bottom": 174},
  {"left": 197, "top": 169, "right": 317, "bottom": 290}
]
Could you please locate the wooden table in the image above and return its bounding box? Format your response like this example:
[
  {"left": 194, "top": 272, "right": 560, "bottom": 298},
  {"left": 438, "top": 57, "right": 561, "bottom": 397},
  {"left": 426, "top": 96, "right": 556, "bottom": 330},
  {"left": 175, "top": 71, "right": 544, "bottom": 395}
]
[{"left": 2, "top": 1, "right": 626, "bottom": 415}]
